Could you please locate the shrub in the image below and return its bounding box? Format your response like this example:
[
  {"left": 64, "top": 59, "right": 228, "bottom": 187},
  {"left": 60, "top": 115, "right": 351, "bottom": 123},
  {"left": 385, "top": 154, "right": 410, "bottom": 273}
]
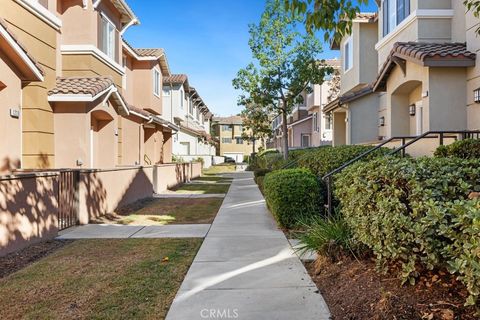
[
  {"left": 263, "top": 168, "right": 322, "bottom": 229},
  {"left": 254, "top": 168, "right": 271, "bottom": 182},
  {"left": 255, "top": 153, "right": 286, "bottom": 170},
  {"left": 256, "top": 176, "right": 265, "bottom": 193},
  {"left": 258, "top": 148, "right": 279, "bottom": 157},
  {"left": 288, "top": 146, "right": 329, "bottom": 161},
  {"left": 297, "top": 214, "right": 358, "bottom": 261},
  {"left": 335, "top": 156, "right": 480, "bottom": 305},
  {"left": 297, "top": 145, "right": 391, "bottom": 177},
  {"left": 434, "top": 139, "right": 480, "bottom": 159}
]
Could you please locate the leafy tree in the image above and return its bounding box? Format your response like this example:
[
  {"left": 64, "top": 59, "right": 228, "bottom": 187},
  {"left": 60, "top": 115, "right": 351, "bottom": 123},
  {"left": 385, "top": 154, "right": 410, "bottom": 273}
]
[
  {"left": 285, "top": 0, "right": 480, "bottom": 39},
  {"left": 233, "top": 0, "right": 331, "bottom": 159},
  {"left": 240, "top": 105, "right": 272, "bottom": 155},
  {"left": 327, "top": 68, "right": 341, "bottom": 103}
]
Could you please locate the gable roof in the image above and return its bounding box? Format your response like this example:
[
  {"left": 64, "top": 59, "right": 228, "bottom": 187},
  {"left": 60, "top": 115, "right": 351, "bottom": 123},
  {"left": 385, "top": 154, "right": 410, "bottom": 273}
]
[
  {"left": 47, "top": 76, "right": 129, "bottom": 115},
  {"left": 373, "top": 42, "right": 476, "bottom": 92},
  {"left": 331, "top": 12, "right": 378, "bottom": 50},
  {"left": 0, "top": 18, "right": 44, "bottom": 81},
  {"left": 163, "top": 74, "right": 189, "bottom": 91},
  {"left": 212, "top": 115, "right": 243, "bottom": 125},
  {"left": 94, "top": 0, "right": 139, "bottom": 27},
  {"left": 122, "top": 40, "right": 171, "bottom": 76}
]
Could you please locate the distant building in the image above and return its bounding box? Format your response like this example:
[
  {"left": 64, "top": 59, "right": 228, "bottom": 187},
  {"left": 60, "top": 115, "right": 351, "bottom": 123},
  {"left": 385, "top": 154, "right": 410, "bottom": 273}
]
[{"left": 212, "top": 116, "right": 264, "bottom": 163}]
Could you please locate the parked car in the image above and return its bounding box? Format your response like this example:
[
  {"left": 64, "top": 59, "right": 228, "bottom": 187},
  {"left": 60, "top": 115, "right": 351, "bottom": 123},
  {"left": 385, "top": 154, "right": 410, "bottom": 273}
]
[{"left": 224, "top": 156, "right": 236, "bottom": 163}]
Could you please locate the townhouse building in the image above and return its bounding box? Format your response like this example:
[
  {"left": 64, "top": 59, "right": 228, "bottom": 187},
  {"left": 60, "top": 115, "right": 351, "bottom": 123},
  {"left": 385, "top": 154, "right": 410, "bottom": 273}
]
[
  {"left": 269, "top": 60, "right": 339, "bottom": 151},
  {"left": 326, "top": 1, "right": 480, "bottom": 155},
  {"left": 0, "top": 0, "right": 184, "bottom": 173},
  {"left": 162, "top": 74, "right": 216, "bottom": 166},
  {"left": 212, "top": 116, "right": 263, "bottom": 163}
]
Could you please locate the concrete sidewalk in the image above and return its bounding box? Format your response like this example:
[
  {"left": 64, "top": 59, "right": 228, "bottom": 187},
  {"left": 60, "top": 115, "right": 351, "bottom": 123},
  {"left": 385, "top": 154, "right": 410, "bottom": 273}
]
[
  {"left": 57, "top": 224, "right": 211, "bottom": 239},
  {"left": 166, "top": 172, "right": 330, "bottom": 320}
]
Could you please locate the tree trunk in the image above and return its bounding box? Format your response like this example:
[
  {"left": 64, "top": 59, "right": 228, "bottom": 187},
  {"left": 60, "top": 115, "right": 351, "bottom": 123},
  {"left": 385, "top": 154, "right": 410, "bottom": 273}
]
[
  {"left": 252, "top": 138, "right": 256, "bottom": 155},
  {"left": 281, "top": 108, "right": 289, "bottom": 160}
]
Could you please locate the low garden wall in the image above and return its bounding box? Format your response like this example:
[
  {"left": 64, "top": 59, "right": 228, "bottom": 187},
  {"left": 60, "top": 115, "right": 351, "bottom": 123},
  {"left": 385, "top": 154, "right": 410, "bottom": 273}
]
[{"left": 0, "top": 162, "right": 202, "bottom": 256}]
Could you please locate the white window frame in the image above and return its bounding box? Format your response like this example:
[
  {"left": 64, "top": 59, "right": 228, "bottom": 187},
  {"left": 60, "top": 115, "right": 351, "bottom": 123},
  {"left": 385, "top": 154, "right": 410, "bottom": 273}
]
[
  {"left": 343, "top": 37, "right": 353, "bottom": 73},
  {"left": 101, "top": 13, "right": 116, "bottom": 61},
  {"left": 382, "top": 0, "right": 410, "bottom": 37},
  {"left": 153, "top": 68, "right": 160, "bottom": 97},
  {"left": 313, "top": 112, "right": 319, "bottom": 132}
]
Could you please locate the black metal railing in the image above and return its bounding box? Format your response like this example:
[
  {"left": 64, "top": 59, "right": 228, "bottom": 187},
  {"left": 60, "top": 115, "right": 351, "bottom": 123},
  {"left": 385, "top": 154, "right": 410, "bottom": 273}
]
[{"left": 322, "top": 130, "right": 480, "bottom": 216}]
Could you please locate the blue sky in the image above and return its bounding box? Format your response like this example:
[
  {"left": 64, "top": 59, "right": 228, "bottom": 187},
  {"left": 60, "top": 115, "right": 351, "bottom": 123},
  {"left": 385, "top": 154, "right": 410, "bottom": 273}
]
[{"left": 124, "top": 0, "right": 378, "bottom": 116}]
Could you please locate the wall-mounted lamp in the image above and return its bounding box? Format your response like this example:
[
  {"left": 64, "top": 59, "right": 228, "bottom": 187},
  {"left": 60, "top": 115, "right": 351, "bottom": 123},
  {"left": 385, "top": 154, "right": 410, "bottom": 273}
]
[
  {"left": 378, "top": 116, "right": 385, "bottom": 127},
  {"left": 474, "top": 88, "right": 480, "bottom": 103},
  {"left": 409, "top": 104, "right": 416, "bottom": 116}
]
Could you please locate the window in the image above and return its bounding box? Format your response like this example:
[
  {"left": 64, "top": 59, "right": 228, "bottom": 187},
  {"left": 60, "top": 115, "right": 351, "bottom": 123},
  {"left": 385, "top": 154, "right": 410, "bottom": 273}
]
[
  {"left": 222, "top": 125, "right": 232, "bottom": 131},
  {"left": 313, "top": 113, "right": 319, "bottom": 132},
  {"left": 237, "top": 125, "right": 243, "bottom": 132},
  {"left": 235, "top": 137, "right": 243, "bottom": 144},
  {"left": 153, "top": 69, "right": 160, "bottom": 96},
  {"left": 189, "top": 99, "right": 193, "bottom": 114},
  {"left": 180, "top": 90, "right": 184, "bottom": 109},
  {"left": 343, "top": 37, "right": 353, "bottom": 72},
  {"left": 163, "top": 86, "right": 171, "bottom": 96},
  {"left": 383, "top": 0, "right": 410, "bottom": 36},
  {"left": 301, "top": 134, "right": 310, "bottom": 148},
  {"left": 100, "top": 15, "right": 116, "bottom": 61},
  {"left": 222, "top": 138, "right": 232, "bottom": 144},
  {"left": 325, "top": 114, "right": 332, "bottom": 130}
]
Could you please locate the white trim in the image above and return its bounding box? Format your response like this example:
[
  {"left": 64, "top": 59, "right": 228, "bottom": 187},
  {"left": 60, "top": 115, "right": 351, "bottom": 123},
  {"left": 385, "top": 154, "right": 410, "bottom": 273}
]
[
  {"left": 48, "top": 85, "right": 113, "bottom": 102},
  {"left": 375, "top": 9, "right": 454, "bottom": 51},
  {"left": 130, "top": 110, "right": 151, "bottom": 121},
  {"left": 120, "top": 19, "right": 138, "bottom": 35},
  {"left": 122, "top": 41, "right": 157, "bottom": 61},
  {"left": 0, "top": 23, "right": 44, "bottom": 81},
  {"left": 153, "top": 67, "right": 161, "bottom": 97},
  {"left": 61, "top": 45, "right": 125, "bottom": 75},
  {"left": 14, "top": 0, "right": 62, "bottom": 31},
  {"left": 343, "top": 36, "right": 353, "bottom": 73},
  {"left": 287, "top": 115, "right": 313, "bottom": 128},
  {"left": 110, "top": 88, "right": 130, "bottom": 115}
]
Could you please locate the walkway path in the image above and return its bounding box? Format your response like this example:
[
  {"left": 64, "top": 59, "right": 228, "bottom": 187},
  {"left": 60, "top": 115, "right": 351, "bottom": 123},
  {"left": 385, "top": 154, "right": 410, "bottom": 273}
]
[{"left": 166, "top": 171, "right": 330, "bottom": 320}]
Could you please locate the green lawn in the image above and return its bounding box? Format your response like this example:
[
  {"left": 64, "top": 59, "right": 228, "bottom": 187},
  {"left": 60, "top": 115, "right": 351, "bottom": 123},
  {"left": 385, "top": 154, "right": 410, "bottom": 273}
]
[
  {"left": 172, "top": 183, "right": 230, "bottom": 194},
  {"left": 202, "top": 164, "right": 236, "bottom": 175},
  {"left": 93, "top": 197, "right": 224, "bottom": 225},
  {"left": 0, "top": 239, "right": 201, "bottom": 320},
  {"left": 193, "top": 176, "right": 233, "bottom": 183}
]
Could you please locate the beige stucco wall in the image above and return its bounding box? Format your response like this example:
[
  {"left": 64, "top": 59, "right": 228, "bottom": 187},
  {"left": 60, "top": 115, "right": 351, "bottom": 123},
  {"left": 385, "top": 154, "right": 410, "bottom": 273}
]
[
  {"left": 216, "top": 124, "right": 260, "bottom": 157},
  {"left": 0, "top": 173, "right": 59, "bottom": 256},
  {"left": 332, "top": 111, "right": 347, "bottom": 146},
  {"left": 347, "top": 94, "right": 380, "bottom": 145},
  {"left": 0, "top": 54, "right": 22, "bottom": 173},
  {"left": 121, "top": 116, "right": 143, "bottom": 165},
  {"left": 62, "top": 54, "right": 123, "bottom": 87},
  {"left": 290, "top": 118, "right": 312, "bottom": 148},
  {"left": 0, "top": 1, "right": 59, "bottom": 169},
  {"left": 130, "top": 60, "right": 163, "bottom": 115}
]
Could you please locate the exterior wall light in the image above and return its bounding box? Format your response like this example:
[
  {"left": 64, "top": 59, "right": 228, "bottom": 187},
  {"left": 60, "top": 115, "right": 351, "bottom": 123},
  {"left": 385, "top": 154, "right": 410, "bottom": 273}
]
[
  {"left": 379, "top": 116, "right": 385, "bottom": 127},
  {"left": 475, "top": 88, "right": 480, "bottom": 103},
  {"left": 409, "top": 104, "right": 416, "bottom": 116}
]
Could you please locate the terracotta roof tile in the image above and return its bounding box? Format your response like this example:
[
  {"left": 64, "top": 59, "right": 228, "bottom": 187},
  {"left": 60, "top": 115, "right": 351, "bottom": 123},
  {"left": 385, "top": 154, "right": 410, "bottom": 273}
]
[
  {"left": 212, "top": 115, "right": 243, "bottom": 125},
  {"left": 163, "top": 74, "right": 188, "bottom": 85},
  {"left": 0, "top": 18, "right": 44, "bottom": 77},
  {"left": 355, "top": 12, "right": 377, "bottom": 22},
  {"left": 48, "top": 76, "right": 114, "bottom": 96},
  {"left": 135, "top": 48, "right": 164, "bottom": 58},
  {"left": 128, "top": 105, "right": 152, "bottom": 118},
  {"left": 393, "top": 42, "right": 476, "bottom": 61}
]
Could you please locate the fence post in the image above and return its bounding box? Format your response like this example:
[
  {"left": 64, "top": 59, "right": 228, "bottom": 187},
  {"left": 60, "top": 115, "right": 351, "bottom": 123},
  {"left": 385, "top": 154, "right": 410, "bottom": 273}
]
[
  {"left": 401, "top": 138, "right": 406, "bottom": 157},
  {"left": 439, "top": 132, "right": 444, "bottom": 146}
]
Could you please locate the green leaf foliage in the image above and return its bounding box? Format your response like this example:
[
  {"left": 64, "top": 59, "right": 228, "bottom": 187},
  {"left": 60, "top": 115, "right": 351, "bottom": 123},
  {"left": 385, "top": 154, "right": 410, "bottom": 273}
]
[
  {"left": 263, "top": 168, "right": 322, "bottom": 229},
  {"left": 434, "top": 139, "right": 480, "bottom": 159},
  {"left": 335, "top": 156, "right": 480, "bottom": 306}
]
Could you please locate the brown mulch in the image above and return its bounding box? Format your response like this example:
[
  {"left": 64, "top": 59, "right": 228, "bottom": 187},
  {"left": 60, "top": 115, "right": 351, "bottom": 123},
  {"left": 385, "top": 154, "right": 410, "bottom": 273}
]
[
  {"left": 306, "top": 256, "right": 477, "bottom": 320},
  {"left": 0, "top": 240, "right": 73, "bottom": 278}
]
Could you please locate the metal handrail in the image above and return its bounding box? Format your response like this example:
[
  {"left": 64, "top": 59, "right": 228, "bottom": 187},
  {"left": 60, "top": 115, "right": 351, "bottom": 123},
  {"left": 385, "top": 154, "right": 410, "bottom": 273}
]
[{"left": 390, "top": 130, "right": 480, "bottom": 156}]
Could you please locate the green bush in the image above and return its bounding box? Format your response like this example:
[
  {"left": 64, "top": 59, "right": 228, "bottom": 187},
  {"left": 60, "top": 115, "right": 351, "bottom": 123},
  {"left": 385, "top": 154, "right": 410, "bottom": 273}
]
[
  {"left": 288, "top": 146, "right": 329, "bottom": 161},
  {"left": 335, "top": 156, "right": 480, "bottom": 305},
  {"left": 263, "top": 168, "right": 322, "bottom": 229},
  {"left": 297, "top": 145, "right": 391, "bottom": 177},
  {"left": 254, "top": 168, "right": 271, "bottom": 181},
  {"left": 256, "top": 176, "right": 265, "bottom": 193},
  {"left": 258, "top": 149, "right": 279, "bottom": 157},
  {"left": 434, "top": 139, "right": 480, "bottom": 159},
  {"left": 297, "top": 214, "right": 358, "bottom": 261}
]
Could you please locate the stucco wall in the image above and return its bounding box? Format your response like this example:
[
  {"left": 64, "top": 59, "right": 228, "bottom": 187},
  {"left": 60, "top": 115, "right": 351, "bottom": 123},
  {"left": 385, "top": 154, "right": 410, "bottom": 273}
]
[
  {"left": 0, "top": 173, "right": 59, "bottom": 256},
  {"left": 0, "top": 53, "right": 22, "bottom": 173},
  {"left": 347, "top": 94, "right": 380, "bottom": 145},
  {"left": 0, "top": 1, "right": 59, "bottom": 169}
]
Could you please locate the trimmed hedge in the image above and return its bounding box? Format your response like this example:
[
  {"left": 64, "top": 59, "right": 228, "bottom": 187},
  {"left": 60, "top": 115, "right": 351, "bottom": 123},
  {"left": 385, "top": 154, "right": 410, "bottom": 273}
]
[
  {"left": 435, "top": 139, "right": 480, "bottom": 159},
  {"left": 288, "top": 146, "right": 330, "bottom": 161},
  {"left": 335, "top": 157, "right": 480, "bottom": 305},
  {"left": 263, "top": 168, "right": 321, "bottom": 229},
  {"left": 254, "top": 168, "right": 271, "bottom": 183},
  {"left": 297, "top": 145, "right": 391, "bottom": 177}
]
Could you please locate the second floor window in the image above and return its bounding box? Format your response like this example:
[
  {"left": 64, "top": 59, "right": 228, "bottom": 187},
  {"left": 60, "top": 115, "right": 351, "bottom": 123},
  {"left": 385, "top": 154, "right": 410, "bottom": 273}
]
[
  {"left": 180, "top": 90, "right": 184, "bottom": 109},
  {"left": 235, "top": 137, "right": 243, "bottom": 144},
  {"left": 222, "top": 125, "right": 232, "bottom": 131},
  {"left": 100, "top": 15, "right": 116, "bottom": 61},
  {"left": 325, "top": 114, "right": 332, "bottom": 130},
  {"left": 313, "top": 112, "right": 319, "bottom": 132},
  {"left": 383, "top": 0, "right": 410, "bottom": 37},
  {"left": 343, "top": 37, "right": 353, "bottom": 72},
  {"left": 153, "top": 69, "right": 160, "bottom": 96},
  {"left": 222, "top": 137, "right": 232, "bottom": 144}
]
